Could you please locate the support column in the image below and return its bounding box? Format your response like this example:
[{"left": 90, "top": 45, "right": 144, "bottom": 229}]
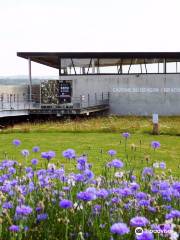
[
  {"left": 97, "top": 58, "right": 100, "bottom": 74},
  {"left": 58, "top": 57, "right": 61, "bottom": 80},
  {"left": 144, "top": 59, "right": 147, "bottom": 74},
  {"left": 140, "top": 64, "right": 142, "bottom": 74},
  {"left": 119, "top": 65, "right": 122, "bottom": 74},
  {"left": 163, "top": 58, "right": 166, "bottom": 74},
  {"left": 28, "top": 58, "right": 32, "bottom": 103},
  {"left": 128, "top": 59, "right": 132, "bottom": 74},
  {"left": 92, "top": 59, "right": 95, "bottom": 74},
  {"left": 118, "top": 59, "right": 123, "bottom": 74}
]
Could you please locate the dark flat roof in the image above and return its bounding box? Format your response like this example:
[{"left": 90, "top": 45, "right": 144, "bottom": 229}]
[{"left": 17, "top": 52, "right": 180, "bottom": 69}]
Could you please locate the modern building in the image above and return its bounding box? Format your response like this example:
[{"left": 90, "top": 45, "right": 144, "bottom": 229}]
[{"left": 1, "top": 52, "right": 180, "bottom": 118}]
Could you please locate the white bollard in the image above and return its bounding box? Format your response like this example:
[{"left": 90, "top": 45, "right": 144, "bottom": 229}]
[{"left": 152, "top": 113, "right": 159, "bottom": 135}]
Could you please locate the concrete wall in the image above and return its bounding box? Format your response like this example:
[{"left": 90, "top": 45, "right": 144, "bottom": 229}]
[
  {"left": 60, "top": 74, "right": 180, "bottom": 115},
  {"left": 1, "top": 74, "right": 180, "bottom": 115}
]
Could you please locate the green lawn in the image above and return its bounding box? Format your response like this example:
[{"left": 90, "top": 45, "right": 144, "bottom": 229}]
[{"left": 0, "top": 131, "right": 179, "bottom": 176}]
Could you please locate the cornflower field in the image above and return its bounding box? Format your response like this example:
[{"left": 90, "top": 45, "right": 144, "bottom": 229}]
[{"left": 0, "top": 130, "right": 179, "bottom": 240}]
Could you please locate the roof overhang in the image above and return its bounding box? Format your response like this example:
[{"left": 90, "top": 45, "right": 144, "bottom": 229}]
[{"left": 17, "top": 52, "right": 180, "bottom": 69}]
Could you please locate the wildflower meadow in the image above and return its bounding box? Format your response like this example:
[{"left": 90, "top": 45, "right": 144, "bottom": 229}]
[{"left": 0, "top": 133, "right": 179, "bottom": 240}]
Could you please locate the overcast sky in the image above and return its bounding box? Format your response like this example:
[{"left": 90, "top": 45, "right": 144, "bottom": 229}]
[{"left": 0, "top": 0, "right": 180, "bottom": 76}]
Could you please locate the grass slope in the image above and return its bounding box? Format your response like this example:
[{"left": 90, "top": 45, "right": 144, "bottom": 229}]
[
  {"left": 0, "top": 130, "right": 179, "bottom": 176},
  {"left": 2, "top": 116, "right": 180, "bottom": 135}
]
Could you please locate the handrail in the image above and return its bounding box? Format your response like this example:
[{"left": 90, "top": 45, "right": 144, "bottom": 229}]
[{"left": 0, "top": 92, "right": 109, "bottom": 111}]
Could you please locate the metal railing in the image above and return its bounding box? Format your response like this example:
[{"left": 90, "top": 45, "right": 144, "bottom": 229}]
[{"left": 0, "top": 92, "right": 109, "bottom": 111}]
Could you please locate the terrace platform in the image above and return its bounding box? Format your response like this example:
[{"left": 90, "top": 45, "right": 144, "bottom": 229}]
[
  {"left": 0, "top": 93, "right": 109, "bottom": 119},
  {"left": 29, "top": 103, "right": 109, "bottom": 116},
  {"left": 0, "top": 110, "right": 29, "bottom": 118}
]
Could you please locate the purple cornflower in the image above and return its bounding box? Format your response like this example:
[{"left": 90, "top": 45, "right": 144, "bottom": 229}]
[
  {"left": 170, "top": 209, "right": 180, "bottom": 218},
  {"left": 25, "top": 167, "right": 32, "bottom": 173},
  {"left": 118, "top": 187, "right": 132, "bottom": 197},
  {"left": 37, "top": 213, "right": 48, "bottom": 222},
  {"left": 1, "top": 160, "right": 16, "bottom": 168},
  {"left": 142, "top": 167, "right": 154, "bottom": 177},
  {"left": 111, "top": 197, "right": 121, "bottom": 204},
  {"left": 131, "top": 175, "right": 136, "bottom": 181},
  {"left": 130, "top": 182, "right": 140, "bottom": 191},
  {"left": 77, "top": 156, "right": 87, "bottom": 171},
  {"left": 77, "top": 191, "right": 96, "bottom": 201},
  {"left": 159, "top": 181, "right": 169, "bottom": 190},
  {"left": 9, "top": 225, "right": 20, "bottom": 232},
  {"left": 151, "top": 141, "right": 160, "bottom": 149},
  {"left": 77, "top": 156, "right": 87, "bottom": 165},
  {"left": 159, "top": 162, "right": 166, "bottom": 169},
  {"left": 138, "top": 199, "right": 150, "bottom": 207},
  {"left": 21, "top": 149, "right": 29, "bottom": 157},
  {"left": 124, "top": 202, "right": 132, "bottom": 210},
  {"left": 24, "top": 226, "right": 29, "bottom": 232},
  {"left": 148, "top": 206, "right": 156, "bottom": 213},
  {"left": 12, "top": 139, "right": 21, "bottom": 146},
  {"left": 151, "top": 223, "right": 171, "bottom": 233},
  {"left": 151, "top": 184, "right": 159, "bottom": 193},
  {"left": 86, "top": 187, "right": 97, "bottom": 195},
  {"left": 172, "top": 181, "right": 180, "bottom": 191},
  {"left": 96, "top": 189, "right": 109, "bottom": 199},
  {"left": 63, "top": 186, "right": 70, "bottom": 191},
  {"left": 93, "top": 204, "right": 101, "bottom": 215},
  {"left": 161, "top": 189, "right": 172, "bottom": 201},
  {"left": 122, "top": 132, "right": 130, "bottom": 138},
  {"left": 31, "top": 158, "right": 38, "bottom": 165},
  {"left": 108, "top": 149, "right": 117, "bottom": 156},
  {"left": 166, "top": 209, "right": 180, "bottom": 219},
  {"left": 77, "top": 163, "right": 86, "bottom": 171},
  {"left": 84, "top": 169, "right": 94, "bottom": 180},
  {"left": 16, "top": 205, "right": 33, "bottom": 216},
  {"left": 160, "top": 224, "right": 171, "bottom": 232},
  {"left": 110, "top": 159, "right": 124, "bottom": 168},
  {"left": 2, "top": 201, "right": 13, "bottom": 209},
  {"left": 32, "top": 146, "right": 40, "bottom": 153},
  {"left": 110, "top": 222, "right": 130, "bottom": 235},
  {"left": 74, "top": 173, "right": 85, "bottom": 182},
  {"left": 136, "top": 231, "right": 154, "bottom": 240},
  {"left": 130, "top": 216, "right": 149, "bottom": 227},
  {"left": 59, "top": 199, "right": 73, "bottom": 209},
  {"left": 36, "top": 207, "right": 43, "bottom": 213},
  {"left": 62, "top": 149, "right": 76, "bottom": 159},
  {"left": 41, "top": 151, "right": 55, "bottom": 161},
  {"left": 8, "top": 167, "right": 16, "bottom": 175},
  {"left": 164, "top": 205, "right": 172, "bottom": 211},
  {"left": 28, "top": 181, "right": 35, "bottom": 192},
  {"left": 10, "top": 179, "right": 18, "bottom": 187}
]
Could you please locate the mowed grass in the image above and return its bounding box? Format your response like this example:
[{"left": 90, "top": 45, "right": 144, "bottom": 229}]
[{"left": 0, "top": 128, "right": 180, "bottom": 176}]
